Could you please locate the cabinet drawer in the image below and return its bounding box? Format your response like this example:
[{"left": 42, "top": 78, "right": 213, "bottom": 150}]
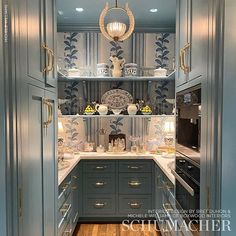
[
  {"left": 119, "top": 160, "right": 152, "bottom": 172},
  {"left": 71, "top": 167, "right": 79, "bottom": 187},
  {"left": 58, "top": 195, "right": 72, "bottom": 235},
  {"left": 83, "top": 195, "right": 115, "bottom": 215},
  {"left": 58, "top": 176, "right": 72, "bottom": 209},
  {"left": 118, "top": 195, "right": 152, "bottom": 214},
  {"left": 119, "top": 173, "right": 152, "bottom": 194},
  {"left": 83, "top": 161, "right": 115, "bottom": 173},
  {"left": 85, "top": 173, "right": 115, "bottom": 194}
]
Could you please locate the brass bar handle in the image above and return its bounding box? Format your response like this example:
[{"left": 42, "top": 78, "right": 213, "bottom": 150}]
[
  {"left": 42, "top": 44, "right": 51, "bottom": 74},
  {"left": 128, "top": 180, "right": 142, "bottom": 187},
  {"left": 47, "top": 102, "right": 53, "bottom": 125},
  {"left": 128, "top": 202, "right": 142, "bottom": 209},
  {"left": 43, "top": 99, "right": 50, "bottom": 128},
  {"left": 60, "top": 203, "right": 71, "bottom": 214},
  {"left": 128, "top": 165, "right": 142, "bottom": 170},
  {"left": 94, "top": 181, "right": 107, "bottom": 187},
  {"left": 71, "top": 186, "right": 77, "bottom": 190},
  {"left": 94, "top": 202, "right": 107, "bottom": 209},
  {"left": 64, "top": 229, "right": 72, "bottom": 236},
  {"left": 72, "top": 175, "right": 78, "bottom": 179},
  {"left": 43, "top": 99, "right": 53, "bottom": 128},
  {"left": 95, "top": 165, "right": 107, "bottom": 170},
  {"left": 47, "top": 47, "right": 54, "bottom": 72},
  {"left": 180, "top": 43, "right": 191, "bottom": 74},
  {"left": 61, "top": 181, "right": 71, "bottom": 190},
  {"left": 179, "top": 49, "right": 185, "bottom": 71}
]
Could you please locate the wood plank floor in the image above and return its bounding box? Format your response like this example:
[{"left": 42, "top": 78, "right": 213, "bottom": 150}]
[{"left": 73, "top": 224, "right": 161, "bottom": 236}]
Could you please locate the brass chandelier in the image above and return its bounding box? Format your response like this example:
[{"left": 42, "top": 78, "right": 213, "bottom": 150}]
[{"left": 99, "top": 0, "right": 135, "bottom": 42}]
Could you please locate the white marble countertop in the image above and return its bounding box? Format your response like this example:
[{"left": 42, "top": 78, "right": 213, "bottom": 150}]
[{"left": 58, "top": 152, "right": 175, "bottom": 186}]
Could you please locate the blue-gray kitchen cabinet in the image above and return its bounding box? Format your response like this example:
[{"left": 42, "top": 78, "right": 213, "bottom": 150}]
[
  {"left": 58, "top": 165, "right": 80, "bottom": 236},
  {"left": 19, "top": 0, "right": 57, "bottom": 88},
  {"left": 17, "top": 0, "right": 57, "bottom": 235},
  {"left": 154, "top": 164, "right": 176, "bottom": 236},
  {"left": 71, "top": 166, "right": 80, "bottom": 232},
  {"left": 176, "top": 0, "right": 208, "bottom": 88},
  {"left": 58, "top": 175, "right": 73, "bottom": 236},
  {"left": 20, "top": 85, "right": 57, "bottom": 236},
  {"left": 79, "top": 160, "right": 154, "bottom": 220}
]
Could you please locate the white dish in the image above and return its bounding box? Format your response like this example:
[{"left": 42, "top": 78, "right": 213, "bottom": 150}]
[{"left": 101, "top": 89, "right": 133, "bottom": 110}]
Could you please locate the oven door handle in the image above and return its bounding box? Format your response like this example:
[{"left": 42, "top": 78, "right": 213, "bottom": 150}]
[{"left": 171, "top": 169, "right": 195, "bottom": 197}]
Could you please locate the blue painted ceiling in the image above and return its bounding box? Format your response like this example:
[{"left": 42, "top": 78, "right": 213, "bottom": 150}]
[{"left": 57, "top": 0, "right": 176, "bottom": 30}]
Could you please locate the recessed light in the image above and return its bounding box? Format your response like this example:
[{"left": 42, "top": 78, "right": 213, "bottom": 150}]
[
  {"left": 58, "top": 10, "right": 64, "bottom": 15},
  {"left": 150, "top": 8, "right": 158, "bottom": 13},
  {"left": 76, "top": 8, "right": 84, "bottom": 12}
]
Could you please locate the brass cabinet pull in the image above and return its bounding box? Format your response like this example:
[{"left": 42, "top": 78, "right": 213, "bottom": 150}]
[
  {"left": 128, "top": 202, "right": 142, "bottom": 209},
  {"left": 128, "top": 180, "right": 142, "bottom": 187},
  {"left": 94, "top": 202, "right": 107, "bottom": 209},
  {"left": 64, "top": 229, "right": 72, "bottom": 236},
  {"left": 43, "top": 99, "right": 53, "bottom": 128},
  {"left": 61, "top": 181, "right": 71, "bottom": 190},
  {"left": 47, "top": 47, "right": 54, "bottom": 72},
  {"left": 72, "top": 175, "right": 78, "bottom": 179},
  {"left": 42, "top": 44, "right": 54, "bottom": 74},
  {"left": 71, "top": 186, "right": 77, "bottom": 190},
  {"left": 128, "top": 165, "right": 142, "bottom": 170},
  {"left": 60, "top": 203, "right": 71, "bottom": 214},
  {"left": 95, "top": 165, "right": 107, "bottom": 170},
  {"left": 94, "top": 181, "right": 107, "bottom": 187},
  {"left": 180, "top": 43, "right": 190, "bottom": 74}
]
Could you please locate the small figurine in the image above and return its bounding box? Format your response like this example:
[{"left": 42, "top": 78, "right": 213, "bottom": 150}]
[{"left": 110, "top": 56, "right": 125, "bottom": 77}]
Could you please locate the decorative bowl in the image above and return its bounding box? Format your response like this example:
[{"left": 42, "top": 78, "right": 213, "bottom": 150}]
[{"left": 154, "top": 68, "right": 167, "bottom": 77}]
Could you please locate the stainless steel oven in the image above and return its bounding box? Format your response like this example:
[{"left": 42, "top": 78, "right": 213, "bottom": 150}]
[{"left": 174, "top": 85, "right": 201, "bottom": 222}]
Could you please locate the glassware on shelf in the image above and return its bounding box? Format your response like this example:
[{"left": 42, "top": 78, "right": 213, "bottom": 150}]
[
  {"left": 164, "top": 137, "right": 174, "bottom": 153},
  {"left": 138, "top": 142, "right": 147, "bottom": 154},
  {"left": 96, "top": 145, "right": 105, "bottom": 153},
  {"left": 129, "top": 136, "right": 140, "bottom": 153},
  {"left": 84, "top": 142, "right": 95, "bottom": 152},
  {"left": 107, "top": 138, "right": 126, "bottom": 153}
]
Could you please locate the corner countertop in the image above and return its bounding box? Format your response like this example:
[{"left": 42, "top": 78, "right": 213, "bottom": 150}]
[{"left": 58, "top": 152, "right": 175, "bottom": 186}]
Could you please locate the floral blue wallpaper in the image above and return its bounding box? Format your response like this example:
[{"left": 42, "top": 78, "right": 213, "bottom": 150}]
[
  {"left": 57, "top": 32, "right": 175, "bottom": 149},
  {"left": 64, "top": 33, "right": 79, "bottom": 69},
  {"left": 155, "top": 33, "right": 171, "bottom": 69}
]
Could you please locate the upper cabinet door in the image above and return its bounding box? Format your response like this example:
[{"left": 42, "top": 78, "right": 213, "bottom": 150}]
[
  {"left": 176, "top": 0, "right": 208, "bottom": 87},
  {"left": 188, "top": 0, "right": 208, "bottom": 82},
  {"left": 23, "top": 0, "right": 45, "bottom": 84},
  {"left": 44, "top": 0, "right": 57, "bottom": 88},
  {"left": 20, "top": 0, "right": 56, "bottom": 88},
  {"left": 176, "top": 0, "right": 189, "bottom": 87}
]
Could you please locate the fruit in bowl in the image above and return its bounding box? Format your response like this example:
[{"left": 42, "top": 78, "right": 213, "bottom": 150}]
[
  {"left": 84, "top": 105, "right": 95, "bottom": 115},
  {"left": 141, "top": 105, "right": 152, "bottom": 115}
]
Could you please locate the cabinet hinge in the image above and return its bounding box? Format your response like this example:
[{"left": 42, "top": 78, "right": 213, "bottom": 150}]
[{"left": 19, "top": 188, "right": 23, "bottom": 217}]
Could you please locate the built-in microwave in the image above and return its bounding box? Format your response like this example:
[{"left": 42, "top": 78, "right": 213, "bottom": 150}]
[{"left": 176, "top": 85, "right": 201, "bottom": 165}]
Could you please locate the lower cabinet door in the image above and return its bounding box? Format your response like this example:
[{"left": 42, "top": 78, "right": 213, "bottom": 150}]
[
  {"left": 71, "top": 168, "right": 79, "bottom": 231},
  {"left": 21, "top": 85, "right": 44, "bottom": 236},
  {"left": 119, "top": 173, "right": 152, "bottom": 194},
  {"left": 118, "top": 195, "right": 152, "bottom": 215},
  {"left": 85, "top": 173, "right": 116, "bottom": 194},
  {"left": 58, "top": 195, "right": 72, "bottom": 236},
  {"left": 83, "top": 195, "right": 116, "bottom": 215}
]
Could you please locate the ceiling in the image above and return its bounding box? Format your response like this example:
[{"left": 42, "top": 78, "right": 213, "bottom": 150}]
[{"left": 57, "top": 0, "right": 176, "bottom": 32}]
